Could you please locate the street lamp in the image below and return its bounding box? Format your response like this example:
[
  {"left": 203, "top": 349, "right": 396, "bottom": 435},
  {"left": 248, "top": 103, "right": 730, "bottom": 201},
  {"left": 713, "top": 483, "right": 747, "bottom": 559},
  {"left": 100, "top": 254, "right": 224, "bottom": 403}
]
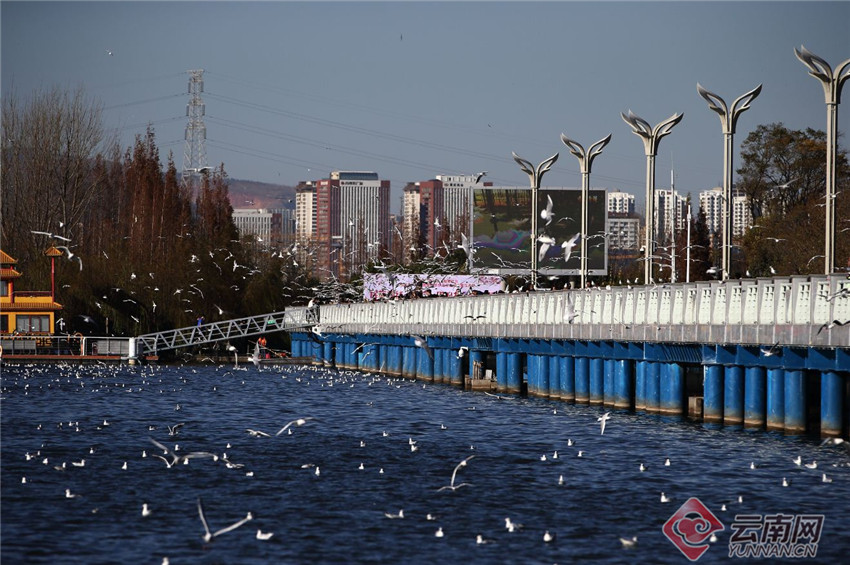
[
  {"left": 697, "top": 83, "right": 762, "bottom": 280},
  {"left": 621, "top": 110, "right": 683, "bottom": 284},
  {"left": 795, "top": 45, "right": 850, "bottom": 275},
  {"left": 560, "top": 133, "right": 612, "bottom": 289},
  {"left": 512, "top": 151, "right": 560, "bottom": 289}
]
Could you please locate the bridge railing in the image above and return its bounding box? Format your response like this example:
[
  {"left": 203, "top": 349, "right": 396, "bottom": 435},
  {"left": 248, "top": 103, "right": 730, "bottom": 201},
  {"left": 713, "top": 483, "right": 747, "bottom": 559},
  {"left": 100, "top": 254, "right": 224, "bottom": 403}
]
[
  {"left": 317, "top": 275, "right": 849, "bottom": 348},
  {"left": 132, "top": 307, "right": 316, "bottom": 357}
]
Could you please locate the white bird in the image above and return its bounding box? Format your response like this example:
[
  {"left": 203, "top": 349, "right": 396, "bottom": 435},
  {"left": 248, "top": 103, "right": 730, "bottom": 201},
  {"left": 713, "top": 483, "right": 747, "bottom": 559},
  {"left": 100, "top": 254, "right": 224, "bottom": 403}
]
[
  {"left": 276, "top": 417, "right": 314, "bottom": 436},
  {"left": 435, "top": 527, "right": 444, "bottom": 538},
  {"left": 538, "top": 235, "right": 556, "bottom": 262},
  {"left": 476, "top": 534, "right": 490, "bottom": 544},
  {"left": 197, "top": 498, "right": 253, "bottom": 543},
  {"left": 411, "top": 335, "right": 433, "bottom": 360},
  {"left": 256, "top": 529, "right": 274, "bottom": 540},
  {"left": 31, "top": 230, "right": 71, "bottom": 242},
  {"left": 246, "top": 429, "right": 272, "bottom": 438},
  {"left": 437, "top": 455, "right": 474, "bottom": 491},
  {"left": 804, "top": 461, "right": 818, "bottom": 470},
  {"left": 782, "top": 477, "right": 790, "bottom": 487},
  {"left": 660, "top": 492, "right": 670, "bottom": 503},
  {"left": 55, "top": 246, "right": 83, "bottom": 270},
  {"left": 71, "top": 459, "right": 86, "bottom": 467},
  {"left": 664, "top": 458, "right": 671, "bottom": 466},
  {"left": 543, "top": 530, "right": 555, "bottom": 543},
  {"left": 65, "top": 489, "right": 79, "bottom": 499},
  {"left": 149, "top": 438, "right": 217, "bottom": 468},
  {"left": 541, "top": 194, "right": 555, "bottom": 225},
  {"left": 793, "top": 455, "right": 802, "bottom": 466},
  {"left": 505, "top": 517, "right": 522, "bottom": 532},
  {"left": 619, "top": 536, "right": 638, "bottom": 547},
  {"left": 597, "top": 412, "right": 611, "bottom": 435},
  {"left": 384, "top": 509, "right": 404, "bottom": 519},
  {"left": 561, "top": 232, "right": 581, "bottom": 263},
  {"left": 142, "top": 503, "right": 152, "bottom": 517},
  {"left": 457, "top": 346, "right": 468, "bottom": 359},
  {"left": 822, "top": 473, "right": 832, "bottom": 483}
]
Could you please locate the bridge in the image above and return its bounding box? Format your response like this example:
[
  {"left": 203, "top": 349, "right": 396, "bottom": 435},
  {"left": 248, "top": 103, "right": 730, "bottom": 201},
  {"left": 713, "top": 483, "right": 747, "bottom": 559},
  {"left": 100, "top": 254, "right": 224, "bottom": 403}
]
[
  {"left": 289, "top": 274, "right": 850, "bottom": 439},
  {"left": 128, "top": 308, "right": 316, "bottom": 359}
]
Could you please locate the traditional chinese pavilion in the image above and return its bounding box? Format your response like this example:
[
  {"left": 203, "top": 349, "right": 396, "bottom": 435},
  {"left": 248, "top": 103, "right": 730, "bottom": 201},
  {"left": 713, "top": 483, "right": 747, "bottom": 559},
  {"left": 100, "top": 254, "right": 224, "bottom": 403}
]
[{"left": 0, "top": 249, "right": 63, "bottom": 334}]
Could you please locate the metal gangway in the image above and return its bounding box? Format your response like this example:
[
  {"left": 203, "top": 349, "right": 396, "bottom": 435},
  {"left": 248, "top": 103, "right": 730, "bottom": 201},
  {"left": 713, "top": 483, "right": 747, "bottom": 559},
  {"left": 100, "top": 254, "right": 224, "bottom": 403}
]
[{"left": 129, "top": 307, "right": 316, "bottom": 359}]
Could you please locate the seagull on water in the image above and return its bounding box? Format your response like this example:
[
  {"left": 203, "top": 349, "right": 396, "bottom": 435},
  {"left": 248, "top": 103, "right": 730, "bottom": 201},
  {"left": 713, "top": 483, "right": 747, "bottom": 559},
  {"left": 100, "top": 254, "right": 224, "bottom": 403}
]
[
  {"left": 543, "top": 530, "right": 555, "bottom": 543},
  {"left": 505, "top": 517, "right": 523, "bottom": 532},
  {"left": 437, "top": 455, "right": 474, "bottom": 491},
  {"left": 619, "top": 536, "right": 638, "bottom": 548},
  {"left": 142, "top": 503, "right": 152, "bottom": 517},
  {"left": 384, "top": 509, "right": 404, "bottom": 519},
  {"left": 597, "top": 412, "right": 611, "bottom": 435},
  {"left": 660, "top": 492, "right": 670, "bottom": 503},
  {"left": 197, "top": 498, "right": 253, "bottom": 543},
  {"left": 276, "top": 417, "right": 314, "bottom": 436},
  {"left": 435, "top": 527, "right": 444, "bottom": 538},
  {"left": 256, "top": 529, "right": 274, "bottom": 540},
  {"left": 793, "top": 455, "right": 802, "bottom": 466}
]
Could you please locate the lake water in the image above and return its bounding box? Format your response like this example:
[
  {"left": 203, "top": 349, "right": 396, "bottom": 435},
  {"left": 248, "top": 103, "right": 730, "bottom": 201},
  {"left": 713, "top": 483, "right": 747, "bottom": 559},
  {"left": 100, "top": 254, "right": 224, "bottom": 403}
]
[{"left": 2, "top": 362, "right": 849, "bottom": 564}]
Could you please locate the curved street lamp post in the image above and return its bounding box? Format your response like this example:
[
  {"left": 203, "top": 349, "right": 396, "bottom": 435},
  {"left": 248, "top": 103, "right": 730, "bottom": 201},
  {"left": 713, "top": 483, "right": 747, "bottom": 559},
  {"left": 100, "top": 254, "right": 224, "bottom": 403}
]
[{"left": 512, "top": 152, "right": 560, "bottom": 289}]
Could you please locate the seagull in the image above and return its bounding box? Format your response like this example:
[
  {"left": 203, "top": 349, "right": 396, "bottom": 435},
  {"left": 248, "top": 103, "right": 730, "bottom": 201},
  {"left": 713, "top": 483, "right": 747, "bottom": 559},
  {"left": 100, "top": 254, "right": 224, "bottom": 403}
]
[
  {"left": 167, "top": 423, "right": 184, "bottom": 437},
  {"left": 474, "top": 171, "right": 487, "bottom": 184},
  {"left": 275, "top": 417, "right": 314, "bottom": 436},
  {"left": 818, "top": 319, "right": 848, "bottom": 334},
  {"left": 384, "top": 509, "right": 404, "bottom": 519},
  {"left": 505, "top": 517, "right": 523, "bottom": 532},
  {"left": 197, "top": 498, "right": 253, "bottom": 543},
  {"left": 435, "top": 527, "right": 444, "bottom": 538},
  {"left": 142, "top": 503, "right": 152, "bottom": 517},
  {"left": 597, "top": 412, "right": 611, "bottom": 435},
  {"left": 822, "top": 473, "right": 833, "bottom": 483},
  {"left": 457, "top": 346, "right": 468, "bottom": 359},
  {"left": 55, "top": 246, "right": 83, "bottom": 270},
  {"left": 619, "top": 536, "right": 638, "bottom": 548},
  {"left": 412, "top": 335, "right": 433, "bottom": 360},
  {"left": 793, "top": 456, "right": 802, "bottom": 466},
  {"left": 541, "top": 194, "right": 555, "bottom": 226},
  {"left": 761, "top": 342, "right": 781, "bottom": 357},
  {"left": 437, "top": 455, "right": 474, "bottom": 491},
  {"left": 31, "top": 230, "right": 71, "bottom": 242},
  {"left": 65, "top": 489, "right": 80, "bottom": 499},
  {"left": 660, "top": 492, "right": 670, "bottom": 503},
  {"left": 543, "top": 530, "right": 555, "bottom": 543},
  {"left": 246, "top": 429, "right": 272, "bottom": 438},
  {"left": 149, "top": 438, "right": 218, "bottom": 468},
  {"left": 804, "top": 461, "right": 817, "bottom": 470},
  {"left": 561, "top": 232, "right": 581, "bottom": 263},
  {"left": 782, "top": 477, "right": 790, "bottom": 487},
  {"left": 538, "top": 235, "right": 556, "bottom": 262},
  {"left": 256, "top": 529, "right": 274, "bottom": 540}
]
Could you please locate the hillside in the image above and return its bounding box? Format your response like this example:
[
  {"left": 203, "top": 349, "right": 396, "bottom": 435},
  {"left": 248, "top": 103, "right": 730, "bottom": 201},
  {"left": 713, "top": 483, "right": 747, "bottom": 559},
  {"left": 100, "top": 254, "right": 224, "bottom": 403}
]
[{"left": 226, "top": 178, "right": 296, "bottom": 209}]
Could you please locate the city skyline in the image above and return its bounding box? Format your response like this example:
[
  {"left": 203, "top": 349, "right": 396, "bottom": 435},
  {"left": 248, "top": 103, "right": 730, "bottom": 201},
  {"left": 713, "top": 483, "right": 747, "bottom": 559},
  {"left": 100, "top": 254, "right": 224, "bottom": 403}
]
[{"left": 2, "top": 1, "right": 848, "bottom": 213}]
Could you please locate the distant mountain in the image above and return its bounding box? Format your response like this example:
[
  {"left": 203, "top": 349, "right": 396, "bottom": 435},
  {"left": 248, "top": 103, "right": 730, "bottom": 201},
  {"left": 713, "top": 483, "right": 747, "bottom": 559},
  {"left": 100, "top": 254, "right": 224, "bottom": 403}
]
[{"left": 226, "top": 178, "right": 295, "bottom": 209}]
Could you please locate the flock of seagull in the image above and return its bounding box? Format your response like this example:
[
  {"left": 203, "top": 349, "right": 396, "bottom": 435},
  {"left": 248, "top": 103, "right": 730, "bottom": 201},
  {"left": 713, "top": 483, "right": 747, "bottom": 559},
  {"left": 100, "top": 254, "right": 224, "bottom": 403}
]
[{"left": 4, "top": 359, "right": 849, "bottom": 563}]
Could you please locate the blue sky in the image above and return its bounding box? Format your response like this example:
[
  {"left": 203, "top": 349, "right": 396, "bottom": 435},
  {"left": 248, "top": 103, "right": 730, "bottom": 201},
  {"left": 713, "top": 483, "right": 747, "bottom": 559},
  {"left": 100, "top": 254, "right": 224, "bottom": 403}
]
[{"left": 3, "top": 1, "right": 849, "bottom": 213}]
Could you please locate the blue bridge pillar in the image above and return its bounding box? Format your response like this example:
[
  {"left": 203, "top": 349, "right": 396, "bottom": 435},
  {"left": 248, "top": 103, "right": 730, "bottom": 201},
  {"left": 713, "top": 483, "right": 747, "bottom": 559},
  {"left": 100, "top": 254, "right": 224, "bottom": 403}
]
[
  {"left": 574, "top": 357, "right": 589, "bottom": 404},
  {"left": 703, "top": 365, "right": 723, "bottom": 423},
  {"left": 767, "top": 368, "right": 785, "bottom": 432},
  {"left": 744, "top": 366, "right": 766, "bottom": 429},
  {"left": 724, "top": 365, "right": 744, "bottom": 426},
  {"left": 449, "top": 350, "right": 463, "bottom": 386},
  {"left": 323, "top": 341, "right": 334, "bottom": 367},
  {"left": 529, "top": 354, "right": 550, "bottom": 398},
  {"left": 660, "top": 362, "right": 684, "bottom": 416},
  {"left": 416, "top": 347, "right": 434, "bottom": 382},
  {"left": 559, "top": 356, "right": 575, "bottom": 402},
  {"left": 614, "top": 359, "right": 633, "bottom": 410},
  {"left": 402, "top": 347, "right": 415, "bottom": 378},
  {"left": 496, "top": 352, "right": 508, "bottom": 392},
  {"left": 549, "top": 355, "right": 560, "bottom": 399},
  {"left": 603, "top": 358, "right": 615, "bottom": 407},
  {"left": 468, "top": 349, "right": 484, "bottom": 382},
  {"left": 821, "top": 371, "right": 844, "bottom": 438},
  {"left": 389, "top": 346, "right": 403, "bottom": 376},
  {"left": 589, "top": 358, "right": 603, "bottom": 405},
  {"left": 645, "top": 362, "right": 660, "bottom": 414},
  {"left": 506, "top": 353, "right": 522, "bottom": 394},
  {"left": 433, "top": 348, "right": 444, "bottom": 383},
  {"left": 635, "top": 361, "right": 647, "bottom": 412},
  {"left": 784, "top": 370, "right": 806, "bottom": 435}
]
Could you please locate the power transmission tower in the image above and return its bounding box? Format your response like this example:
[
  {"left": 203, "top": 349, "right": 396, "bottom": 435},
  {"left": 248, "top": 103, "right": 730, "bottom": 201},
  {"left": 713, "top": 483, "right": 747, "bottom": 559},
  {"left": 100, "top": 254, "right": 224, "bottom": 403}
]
[{"left": 182, "top": 69, "right": 208, "bottom": 185}]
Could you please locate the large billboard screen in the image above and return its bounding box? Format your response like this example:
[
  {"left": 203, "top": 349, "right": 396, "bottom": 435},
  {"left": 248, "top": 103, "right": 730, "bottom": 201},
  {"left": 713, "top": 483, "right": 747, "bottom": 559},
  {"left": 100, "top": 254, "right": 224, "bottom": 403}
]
[{"left": 470, "top": 187, "right": 608, "bottom": 276}]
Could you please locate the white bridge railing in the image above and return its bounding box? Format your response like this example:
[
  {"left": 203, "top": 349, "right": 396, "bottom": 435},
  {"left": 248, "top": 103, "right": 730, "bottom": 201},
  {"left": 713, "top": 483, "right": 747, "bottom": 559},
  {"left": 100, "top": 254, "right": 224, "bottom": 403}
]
[{"left": 317, "top": 275, "right": 850, "bottom": 348}]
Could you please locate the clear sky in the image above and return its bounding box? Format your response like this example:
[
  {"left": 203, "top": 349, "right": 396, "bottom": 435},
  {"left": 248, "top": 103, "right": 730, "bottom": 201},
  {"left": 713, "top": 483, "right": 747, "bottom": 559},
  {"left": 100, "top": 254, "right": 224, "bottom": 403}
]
[{"left": 3, "top": 1, "right": 849, "bottom": 213}]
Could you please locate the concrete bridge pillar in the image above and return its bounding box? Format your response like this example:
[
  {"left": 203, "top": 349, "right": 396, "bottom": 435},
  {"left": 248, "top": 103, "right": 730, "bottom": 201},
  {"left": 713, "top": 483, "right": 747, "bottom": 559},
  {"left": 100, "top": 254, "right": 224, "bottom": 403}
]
[
  {"left": 660, "top": 362, "right": 684, "bottom": 416},
  {"left": 575, "top": 357, "right": 590, "bottom": 403},
  {"left": 635, "top": 361, "right": 647, "bottom": 412},
  {"left": 724, "top": 365, "right": 744, "bottom": 426},
  {"left": 645, "top": 362, "right": 660, "bottom": 414},
  {"left": 784, "top": 370, "right": 806, "bottom": 435},
  {"left": 603, "top": 358, "right": 615, "bottom": 407},
  {"left": 559, "top": 356, "right": 575, "bottom": 402},
  {"left": 821, "top": 371, "right": 844, "bottom": 438},
  {"left": 744, "top": 366, "right": 766, "bottom": 429},
  {"left": 549, "top": 355, "right": 560, "bottom": 399},
  {"left": 766, "top": 368, "right": 785, "bottom": 432},
  {"left": 496, "top": 351, "right": 508, "bottom": 391},
  {"left": 589, "top": 358, "right": 604, "bottom": 405},
  {"left": 614, "top": 359, "right": 633, "bottom": 410},
  {"left": 506, "top": 352, "right": 522, "bottom": 394}
]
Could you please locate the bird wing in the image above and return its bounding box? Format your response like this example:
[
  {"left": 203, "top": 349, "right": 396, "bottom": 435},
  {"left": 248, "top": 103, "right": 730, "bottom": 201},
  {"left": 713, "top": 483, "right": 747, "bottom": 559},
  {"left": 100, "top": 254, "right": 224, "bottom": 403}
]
[
  {"left": 197, "top": 498, "right": 212, "bottom": 539},
  {"left": 213, "top": 513, "right": 253, "bottom": 538}
]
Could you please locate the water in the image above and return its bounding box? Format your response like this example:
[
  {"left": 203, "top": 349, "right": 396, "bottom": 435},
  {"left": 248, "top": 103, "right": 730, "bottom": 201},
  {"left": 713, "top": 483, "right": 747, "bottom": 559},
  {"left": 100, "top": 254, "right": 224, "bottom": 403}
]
[{"left": 2, "top": 362, "right": 849, "bottom": 564}]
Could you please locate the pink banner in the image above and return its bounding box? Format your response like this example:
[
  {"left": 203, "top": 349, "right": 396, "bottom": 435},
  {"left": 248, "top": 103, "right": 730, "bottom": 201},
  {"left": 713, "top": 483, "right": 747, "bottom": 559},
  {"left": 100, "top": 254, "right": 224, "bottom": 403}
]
[{"left": 364, "top": 274, "right": 504, "bottom": 301}]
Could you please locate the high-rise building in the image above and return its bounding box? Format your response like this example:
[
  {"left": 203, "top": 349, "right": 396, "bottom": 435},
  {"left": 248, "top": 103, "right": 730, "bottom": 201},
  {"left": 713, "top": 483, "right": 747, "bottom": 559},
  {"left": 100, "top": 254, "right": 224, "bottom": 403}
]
[
  {"left": 435, "top": 173, "right": 489, "bottom": 245},
  {"left": 733, "top": 194, "right": 752, "bottom": 237},
  {"left": 654, "top": 189, "right": 688, "bottom": 243},
  {"left": 295, "top": 182, "right": 316, "bottom": 262},
  {"left": 232, "top": 208, "right": 280, "bottom": 246},
  {"left": 608, "top": 216, "right": 640, "bottom": 250},
  {"left": 607, "top": 191, "right": 636, "bottom": 215},
  {"left": 699, "top": 186, "right": 751, "bottom": 236}
]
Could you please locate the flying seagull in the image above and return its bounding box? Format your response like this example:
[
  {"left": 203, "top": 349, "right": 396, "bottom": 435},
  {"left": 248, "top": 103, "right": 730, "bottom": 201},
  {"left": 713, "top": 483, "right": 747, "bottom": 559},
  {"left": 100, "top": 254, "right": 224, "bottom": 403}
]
[
  {"left": 31, "top": 230, "right": 71, "bottom": 242},
  {"left": 597, "top": 412, "right": 611, "bottom": 435},
  {"left": 412, "top": 335, "right": 433, "bottom": 360},
  {"left": 276, "top": 417, "right": 314, "bottom": 437},
  {"left": 561, "top": 232, "right": 581, "bottom": 263},
  {"left": 540, "top": 194, "right": 555, "bottom": 226},
  {"left": 197, "top": 497, "right": 253, "bottom": 543},
  {"left": 538, "top": 235, "right": 556, "bottom": 262},
  {"left": 437, "top": 455, "right": 475, "bottom": 491}
]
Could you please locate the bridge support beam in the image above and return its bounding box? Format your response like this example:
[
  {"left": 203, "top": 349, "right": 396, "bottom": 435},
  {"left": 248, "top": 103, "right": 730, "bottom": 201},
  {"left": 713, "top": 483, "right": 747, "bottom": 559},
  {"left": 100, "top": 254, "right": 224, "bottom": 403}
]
[
  {"left": 402, "top": 347, "right": 415, "bottom": 378},
  {"left": 744, "top": 366, "right": 766, "bottom": 429},
  {"left": 506, "top": 352, "right": 522, "bottom": 393},
  {"left": 821, "top": 371, "right": 844, "bottom": 438},
  {"left": 614, "top": 359, "right": 633, "bottom": 410},
  {"left": 660, "top": 362, "right": 684, "bottom": 416},
  {"left": 767, "top": 368, "right": 785, "bottom": 431},
  {"left": 433, "top": 348, "right": 444, "bottom": 383},
  {"left": 529, "top": 354, "right": 549, "bottom": 398},
  {"left": 549, "top": 355, "right": 560, "bottom": 399},
  {"left": 784, "top": 370, "right": 806, "bottom": 435},
  {"left": 645, "top": 362, "right": 660, "bottom": 414},
  {"left": 416, "top": 347, "right": 434, "bottom": 382},
  {"left": 704, "top": 365, "right": 723, "bottom": 423},
  {"left": 635, "top": 361, "right": 647, "bottom": 413},
  {"left": 589, "top": 358, "right": 603, "bottom": 405},
  {"left": 559, "top": 356, "right": 575, "bottom": 402},
  {"left": 574, "top": 357, "right": 589, "bottom": 404},
  {"left": 724, "top": 366, "right": 744, "bottom": 426},
  {"left": 604, "top": 358, "right": 615, "bottom": 407}
]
